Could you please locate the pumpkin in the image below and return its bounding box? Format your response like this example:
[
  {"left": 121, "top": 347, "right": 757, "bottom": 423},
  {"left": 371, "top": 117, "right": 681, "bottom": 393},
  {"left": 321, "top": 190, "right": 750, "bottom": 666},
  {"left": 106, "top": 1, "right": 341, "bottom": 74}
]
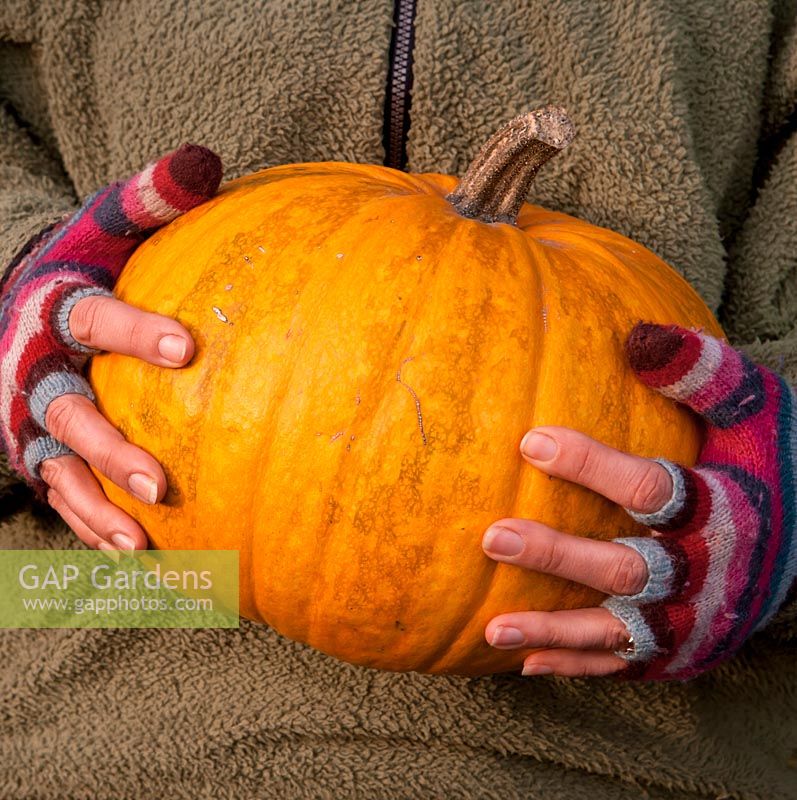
[{"left": 88, "top": 107, "right": 723, "bottom": 676}]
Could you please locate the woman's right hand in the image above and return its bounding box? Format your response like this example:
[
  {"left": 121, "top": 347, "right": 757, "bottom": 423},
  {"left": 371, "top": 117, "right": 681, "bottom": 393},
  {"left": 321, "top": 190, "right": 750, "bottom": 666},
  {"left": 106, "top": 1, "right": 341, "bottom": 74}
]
[
  {"left": 39, "top": 295, "right": 197, "bottom": 552},
  {"left": 0, "top": 144, "right": 223, "bottom": 551}
]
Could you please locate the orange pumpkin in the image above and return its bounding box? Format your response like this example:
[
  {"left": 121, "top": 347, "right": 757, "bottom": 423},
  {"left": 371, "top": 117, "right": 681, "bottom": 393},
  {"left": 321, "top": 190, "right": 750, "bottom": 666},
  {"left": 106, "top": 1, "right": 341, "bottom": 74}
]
[{"left": 88, "top": 107, "right": 723, "bottom": 676}]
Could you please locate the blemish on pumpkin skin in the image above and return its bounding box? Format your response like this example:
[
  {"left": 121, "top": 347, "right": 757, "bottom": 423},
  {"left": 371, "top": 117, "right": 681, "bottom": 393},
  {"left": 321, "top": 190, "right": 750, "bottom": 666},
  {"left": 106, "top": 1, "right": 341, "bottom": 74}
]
[
  {"left": 211, "top": 306, "right": 232, "bottom": 324},
  {"left": 396, "top": 357, "right": 428, "bottom": 446},
  {"left": 330, "top": 431, "right": 344, "bottom": 442},
  {"left": 326, "top": 496, "right": 342, "bottom": 526},
  {"left": 257, "top": 245, "right": 266, "bottom": 253},
  {"left": 540, "top": 284, "right": 549, "bottom": 332}
]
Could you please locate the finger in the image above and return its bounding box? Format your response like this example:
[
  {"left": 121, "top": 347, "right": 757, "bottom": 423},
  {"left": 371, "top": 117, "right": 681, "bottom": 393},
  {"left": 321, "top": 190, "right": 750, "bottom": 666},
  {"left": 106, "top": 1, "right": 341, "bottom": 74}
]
[
  {"left": 519, "top": 426, "right": 673, "bottom": 514},
  {"left": 625, "top": 322, "right": 765, "bottom": 429},
  {"left": 45, "top": 393, "right": 165, "bottom": 505},
  {"left": 486, "top": 607, "right": 632, "bottom": 652},
  {"left": 42, "top": 144, "right": 222, "bottom": 272},
  {"left": 39, "top": 454, "right": 148, "bottom": 550},
  {"left": 483, "top": 517, "right": 649, "bottom": 596},
  {"left": 118, "top": 142, "right": 223, "bottom": 232},
  {"left": 46, "top": 394, "right": 166, "bottom": 504},
  {"left": 41, "top": 144, "right": 220, "bottom": 359},
  {"left": 46, "top": 486, "right": 105, "bottom": 550},
  {"left": 521, "top": 649, "right": 628, "bottom": 678},
  {"left": 67, "top": 294, "right": 194, "bottom": 366}
]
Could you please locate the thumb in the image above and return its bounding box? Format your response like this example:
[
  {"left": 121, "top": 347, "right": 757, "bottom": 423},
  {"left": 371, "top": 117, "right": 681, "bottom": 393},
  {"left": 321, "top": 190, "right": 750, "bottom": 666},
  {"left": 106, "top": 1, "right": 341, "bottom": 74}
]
[
  {"left": 624, "top": 322, "right": 764, "bottom": 430},
  {"left": 118, "top": 142, "right": 223, "bottom": 232},
  {"left": 39, "top": 143, "right": 223, "bottom": 277}
]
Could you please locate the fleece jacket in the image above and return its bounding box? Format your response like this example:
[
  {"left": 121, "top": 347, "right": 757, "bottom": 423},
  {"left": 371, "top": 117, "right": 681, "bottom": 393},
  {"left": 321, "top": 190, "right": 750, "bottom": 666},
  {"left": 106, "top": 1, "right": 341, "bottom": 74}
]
[{"left": 1, "top": 1, "right": 796, "bottom": 797}]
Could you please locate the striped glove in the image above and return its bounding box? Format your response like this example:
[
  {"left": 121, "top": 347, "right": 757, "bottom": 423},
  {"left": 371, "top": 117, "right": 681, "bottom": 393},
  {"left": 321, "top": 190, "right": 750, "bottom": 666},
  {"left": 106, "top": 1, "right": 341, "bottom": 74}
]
[
  {"left": 0, "top": 144, "right": 222, "bottom": 501},
  {"left": 603, "top": 322, "right": 797, "bottom": 681}
]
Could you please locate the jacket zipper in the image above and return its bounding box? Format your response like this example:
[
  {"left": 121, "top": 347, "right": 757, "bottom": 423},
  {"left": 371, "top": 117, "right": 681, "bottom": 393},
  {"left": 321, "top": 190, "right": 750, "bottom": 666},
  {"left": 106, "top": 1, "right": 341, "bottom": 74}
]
[{"left": 383, "top": 0, "right": 417, "bottom": 171}]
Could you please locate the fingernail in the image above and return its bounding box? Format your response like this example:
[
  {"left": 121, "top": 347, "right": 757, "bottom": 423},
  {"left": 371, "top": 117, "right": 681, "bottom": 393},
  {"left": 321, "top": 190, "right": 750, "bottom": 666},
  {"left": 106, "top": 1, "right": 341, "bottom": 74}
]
[
  {"left": 158, "top": 334, "right": 187, "bottom": 362},
  {"left": 128, "top": 472, "right": 158, "bottom": 504},
  {"left": 520, "top": 431, "right": 557, "bottom": 461},
  {"left": 111, "top": 533, "right": 136, "bottom": 551},
  {"left": 483, "top": 526, "right": 524, "bottom": 558},
  {"left": 491, "top": 625, "right": 526, "bottom": 648},
  {"left": 522, "top": 664, "right": 554, "bottom": 676}
]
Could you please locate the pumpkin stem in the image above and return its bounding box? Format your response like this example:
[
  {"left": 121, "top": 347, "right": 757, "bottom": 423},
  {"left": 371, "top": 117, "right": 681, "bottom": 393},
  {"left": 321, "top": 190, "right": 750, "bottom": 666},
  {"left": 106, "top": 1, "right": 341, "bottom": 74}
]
[{"left": 445, "top": 106, "right": 575, "bottom": 225}]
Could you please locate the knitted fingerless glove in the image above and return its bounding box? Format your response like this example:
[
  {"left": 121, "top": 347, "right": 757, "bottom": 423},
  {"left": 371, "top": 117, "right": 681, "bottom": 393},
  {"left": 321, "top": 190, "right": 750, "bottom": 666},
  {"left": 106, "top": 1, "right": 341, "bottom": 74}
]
[
  {"left": 602, "top": 322, "right": 797, "bottom": 681},
  {"left": 0, "top": 144, "right": 222, "bottom": 501}
]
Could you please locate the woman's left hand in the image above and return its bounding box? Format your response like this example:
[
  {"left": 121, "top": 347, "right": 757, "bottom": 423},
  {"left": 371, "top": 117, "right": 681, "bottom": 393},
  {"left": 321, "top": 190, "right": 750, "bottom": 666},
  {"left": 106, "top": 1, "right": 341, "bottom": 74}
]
[
  {"left": 482, "top": 322, "right": 797, "bottom": 682},
  {"left": 482, "top": 423, "right": 666, "bottom": 678}
]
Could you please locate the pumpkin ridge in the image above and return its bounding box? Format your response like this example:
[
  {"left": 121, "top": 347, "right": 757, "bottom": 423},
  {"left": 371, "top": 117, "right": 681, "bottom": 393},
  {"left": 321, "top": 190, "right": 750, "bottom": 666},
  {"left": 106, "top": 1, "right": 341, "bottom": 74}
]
[
  {"left": 302, "top": 207, "right": 488, "bottom": 664},
  {"left": 555, "top": 226, "right": 722, "bottom": 337},
  {"left": 418, "top": 224, "right": 548, "bottom": 674},
  {"left": 289, "top": 191, "right": 458, "bottom": 652},
  {"left": 248, "top": 229, "right": 369, "bottom": 634},
  {"left": 299, "top": 200, "right": 438, "bottom": 648}
]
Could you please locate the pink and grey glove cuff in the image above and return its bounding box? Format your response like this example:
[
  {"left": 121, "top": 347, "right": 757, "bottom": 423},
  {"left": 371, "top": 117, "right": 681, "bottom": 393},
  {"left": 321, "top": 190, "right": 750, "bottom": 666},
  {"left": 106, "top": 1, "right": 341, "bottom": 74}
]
[
  {"left": 601, "top": 323, "right": 797, "bottom": 681},
  {"left": 0, "top": 144, "right": 222, "bottom": 499}
]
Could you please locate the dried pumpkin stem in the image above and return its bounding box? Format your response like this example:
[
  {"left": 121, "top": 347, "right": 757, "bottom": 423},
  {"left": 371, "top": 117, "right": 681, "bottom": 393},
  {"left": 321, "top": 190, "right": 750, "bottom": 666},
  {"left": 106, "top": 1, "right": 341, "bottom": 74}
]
[{"left": 445, "top": 105, "right": 575, "bottom": 225}]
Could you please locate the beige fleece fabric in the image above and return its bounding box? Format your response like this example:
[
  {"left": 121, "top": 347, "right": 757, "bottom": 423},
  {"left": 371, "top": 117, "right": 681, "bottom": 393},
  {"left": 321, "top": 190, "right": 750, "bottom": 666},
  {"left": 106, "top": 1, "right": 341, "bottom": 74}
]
[{"left": 1, "top": 0, "right": 796, "bottom": 797}]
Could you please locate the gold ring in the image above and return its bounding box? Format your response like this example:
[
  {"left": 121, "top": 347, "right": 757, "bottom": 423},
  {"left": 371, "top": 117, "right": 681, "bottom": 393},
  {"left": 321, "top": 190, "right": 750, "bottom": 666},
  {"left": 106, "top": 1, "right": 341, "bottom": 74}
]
[{"left": 622, "top": 634, "right": 635, "bottom": 656}]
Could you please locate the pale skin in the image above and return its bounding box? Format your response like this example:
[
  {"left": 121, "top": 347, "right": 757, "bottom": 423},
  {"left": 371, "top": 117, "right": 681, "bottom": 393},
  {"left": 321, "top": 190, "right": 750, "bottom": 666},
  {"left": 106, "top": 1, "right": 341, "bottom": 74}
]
[
  {"left": 39, "top": 295, "right": 194, "bottom": 552},
  {"left": 40, "top": 294, "right": 672, "bottom": 678}
]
